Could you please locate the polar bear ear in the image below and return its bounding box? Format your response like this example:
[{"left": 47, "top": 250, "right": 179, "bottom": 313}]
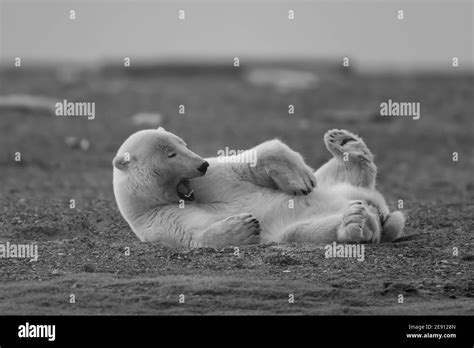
[
  {"left": 157, "top": 126, "right": 166, "bottom": 132},
  {"left": 113, "top": 153, "right": 131, "bottom": 170}
]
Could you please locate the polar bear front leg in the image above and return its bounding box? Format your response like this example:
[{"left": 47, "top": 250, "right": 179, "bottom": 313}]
[
  {"left": 243, "top": 139, "right": 317, "bottom": 195},
  {"left": 192, "top": 213, "right": 261, "bottom": 248}
]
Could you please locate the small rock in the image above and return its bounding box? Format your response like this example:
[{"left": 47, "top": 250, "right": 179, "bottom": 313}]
[
  {"left": 443, "top": 282, "right": 457, "bottom": 291},
  {"left": 65, "top": 137, "right": 90, "bottom": 151},
  {"left": 83, "top": 264, "right": 94, "bottom": 273},
  {"left": 65, "top": 136, "right": 78, "bottom": 148},
  {"left": 79, "top": 138, "right": 90, "bottom": 151},
  {"left": 132, "top": 112, "right": 163, "bottom": 126}
]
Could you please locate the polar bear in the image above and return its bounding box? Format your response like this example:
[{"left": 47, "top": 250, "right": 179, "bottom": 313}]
[{"left": 112, "top": 127, "right": 405, "bottom": 248}]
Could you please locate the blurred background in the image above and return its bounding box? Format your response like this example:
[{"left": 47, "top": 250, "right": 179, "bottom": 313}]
[{"left": 2, "top": 0, "right": 473, "bottom": 70}]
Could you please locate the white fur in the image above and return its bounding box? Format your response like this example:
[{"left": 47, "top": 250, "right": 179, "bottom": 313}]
[{"left": 113, "top": 128, "right": 405, "bottom": 248}]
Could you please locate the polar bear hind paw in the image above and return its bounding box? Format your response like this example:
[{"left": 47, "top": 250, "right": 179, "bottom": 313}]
[
  {"left": 324, "top": 129, "right": 372, "bottom": 159},
  {"left": 337, "top": 200, "right": 380, "bottom": 243}
]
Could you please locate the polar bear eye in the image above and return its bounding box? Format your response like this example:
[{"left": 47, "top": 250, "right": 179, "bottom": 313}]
[{"left": 168, "top": 153, "right": 176, "bottom": 158}]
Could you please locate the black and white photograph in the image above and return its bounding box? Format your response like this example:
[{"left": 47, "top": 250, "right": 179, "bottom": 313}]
[{"left": 0, "top": 0, "right": 472, "bottom": 345}]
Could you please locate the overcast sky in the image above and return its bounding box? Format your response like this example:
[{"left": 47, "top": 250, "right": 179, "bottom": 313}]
[{"left": 1, "top": 0, "right": 472, "bottom": 70}]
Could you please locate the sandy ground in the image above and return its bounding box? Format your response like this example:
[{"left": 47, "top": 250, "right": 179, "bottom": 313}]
[{"left": 0, "top": 64, "right": 473, "bottom": 314}]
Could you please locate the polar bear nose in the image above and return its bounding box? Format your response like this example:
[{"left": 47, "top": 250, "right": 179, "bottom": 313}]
[{"left": 197, "top": 161, "right": 209, "bottom": 174}]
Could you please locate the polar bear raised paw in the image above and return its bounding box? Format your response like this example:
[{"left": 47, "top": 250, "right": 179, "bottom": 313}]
[{"left": 324, "top": 129, "right": 373, "bottom": 160}]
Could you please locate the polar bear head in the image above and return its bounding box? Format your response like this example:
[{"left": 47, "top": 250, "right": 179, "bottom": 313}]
[{"left": 113, "top": 127, "right": 209, "bottom": 217}]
